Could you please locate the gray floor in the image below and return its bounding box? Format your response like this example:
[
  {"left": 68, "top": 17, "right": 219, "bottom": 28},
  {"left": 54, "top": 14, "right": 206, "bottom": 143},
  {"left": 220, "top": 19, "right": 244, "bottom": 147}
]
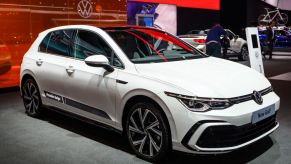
[{"left": 1, "top": 55, "right": 291, "bottom": 164}]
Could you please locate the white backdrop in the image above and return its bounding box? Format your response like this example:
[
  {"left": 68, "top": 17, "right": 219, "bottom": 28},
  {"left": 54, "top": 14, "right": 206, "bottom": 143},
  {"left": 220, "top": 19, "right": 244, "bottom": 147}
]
[{"left": 264, "top": 0, "right": 291, "bottom": 11}]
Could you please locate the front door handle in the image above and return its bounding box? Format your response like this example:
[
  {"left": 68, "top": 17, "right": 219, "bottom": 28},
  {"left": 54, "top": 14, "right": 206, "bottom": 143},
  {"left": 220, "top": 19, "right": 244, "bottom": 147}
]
[
  {"left": 36, "top": 59, "right": 43, "bottom": 66},
  {"left": 66, "top": 66, "right": 75, "bottom": 74}
]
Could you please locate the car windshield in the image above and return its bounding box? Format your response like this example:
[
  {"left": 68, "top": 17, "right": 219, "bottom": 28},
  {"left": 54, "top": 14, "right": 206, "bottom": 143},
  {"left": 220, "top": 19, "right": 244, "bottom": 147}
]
[{"left": 106, "top": 28, "right": 206, "bottom": 64}]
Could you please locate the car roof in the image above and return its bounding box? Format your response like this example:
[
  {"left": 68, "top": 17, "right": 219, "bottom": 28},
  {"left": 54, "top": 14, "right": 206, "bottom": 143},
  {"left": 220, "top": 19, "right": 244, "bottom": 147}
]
[
  {"left": 40, "top": 25, "right": 163, "bottom": 35},
  {"left": 101, "top": 26, "right": 162, "bottom": 31}
]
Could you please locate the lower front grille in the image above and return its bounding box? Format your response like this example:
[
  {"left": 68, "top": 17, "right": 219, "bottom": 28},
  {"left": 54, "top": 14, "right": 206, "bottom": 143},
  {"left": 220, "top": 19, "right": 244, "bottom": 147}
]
[{"left": 197, "top": 113, "right": 277, "bottom": 148}]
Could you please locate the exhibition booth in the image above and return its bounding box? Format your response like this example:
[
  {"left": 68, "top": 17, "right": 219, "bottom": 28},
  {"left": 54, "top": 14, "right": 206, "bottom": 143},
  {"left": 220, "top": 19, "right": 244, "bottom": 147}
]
[{"left": 1, "top": 0, "right": 291, "bottom": 89}]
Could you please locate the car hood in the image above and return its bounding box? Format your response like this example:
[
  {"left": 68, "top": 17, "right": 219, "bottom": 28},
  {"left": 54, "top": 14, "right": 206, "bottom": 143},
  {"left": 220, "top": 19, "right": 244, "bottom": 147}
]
[{"left": 135, "top": 57, "right": 271, "bottom": 98}]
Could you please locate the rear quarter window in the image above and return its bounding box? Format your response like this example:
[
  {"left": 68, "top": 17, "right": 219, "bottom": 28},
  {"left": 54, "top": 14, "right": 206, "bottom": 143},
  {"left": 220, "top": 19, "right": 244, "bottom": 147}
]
[{"left": 38, "top": 33, "right": 51, "bottom": 53}]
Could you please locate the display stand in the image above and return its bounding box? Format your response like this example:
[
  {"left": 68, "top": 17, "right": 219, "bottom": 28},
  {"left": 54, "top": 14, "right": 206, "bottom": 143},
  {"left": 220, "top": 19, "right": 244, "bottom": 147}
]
[{"left": 245, "top": 27, "right": 265, "bottom": 75}]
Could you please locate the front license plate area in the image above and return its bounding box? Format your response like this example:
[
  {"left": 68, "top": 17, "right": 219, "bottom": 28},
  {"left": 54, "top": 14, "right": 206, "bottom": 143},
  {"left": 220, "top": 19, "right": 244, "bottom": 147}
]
[{"left": 252, "top": 104, "right": 275, "bottom": 124}]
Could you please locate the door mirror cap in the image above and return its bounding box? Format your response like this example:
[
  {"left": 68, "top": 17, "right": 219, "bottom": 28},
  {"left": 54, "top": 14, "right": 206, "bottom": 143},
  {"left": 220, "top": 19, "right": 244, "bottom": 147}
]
[{"left": 85, "top": 55, "right": 114, "bottom": 72}]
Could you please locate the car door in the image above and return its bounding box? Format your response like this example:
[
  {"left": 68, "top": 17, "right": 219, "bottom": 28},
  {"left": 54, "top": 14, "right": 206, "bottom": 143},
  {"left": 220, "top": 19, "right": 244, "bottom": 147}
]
[
  {"left": 36, "top": 29, "right": 75, "bottom": 108},
  {"left": 227, "top": 30, "right": 240, "bottom": 53},
  {"left": 275, "top": 30, "right": 288, "bottom": 48},
  {"left": 64, "top": 29, "right": 123, "bottom": 125}
]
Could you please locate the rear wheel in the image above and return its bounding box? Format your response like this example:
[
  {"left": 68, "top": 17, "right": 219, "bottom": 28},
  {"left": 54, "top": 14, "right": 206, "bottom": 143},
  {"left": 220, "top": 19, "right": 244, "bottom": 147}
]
[
  {"left": 125, "top": 102, "right": 170, "bottom": 161},
  {"left": 22, "top": 79, "right": 43, "bottom": 117},
  {"left": 239, "top": 46, "right": 249, "bottom": 61}
]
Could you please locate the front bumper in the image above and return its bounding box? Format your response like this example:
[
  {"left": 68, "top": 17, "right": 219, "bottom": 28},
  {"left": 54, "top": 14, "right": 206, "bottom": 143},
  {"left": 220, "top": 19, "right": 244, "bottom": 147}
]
[
  {"left": 182, "top": 113, "right": 278, "bottom": 152},
  {"left": 159, "top": 91, "right": 280, "bottom": 153}
]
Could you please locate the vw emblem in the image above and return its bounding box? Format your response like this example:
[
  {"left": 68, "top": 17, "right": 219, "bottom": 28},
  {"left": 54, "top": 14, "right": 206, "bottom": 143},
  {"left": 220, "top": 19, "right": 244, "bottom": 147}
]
[
  {"left": 252, "top": 90, "right": 263, "bottom": 105},
  {"left": 77, "top": 0, "right": 93, "bottom": 18}
]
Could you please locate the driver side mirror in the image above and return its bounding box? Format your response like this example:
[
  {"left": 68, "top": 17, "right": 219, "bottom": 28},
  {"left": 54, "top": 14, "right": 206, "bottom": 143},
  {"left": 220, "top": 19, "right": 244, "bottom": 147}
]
[
  {"left": 85, "top": 55, "right": 114, "bottom": 72},
  {"left": 235, "top": 35, "right": 239, "bottom": 40}
]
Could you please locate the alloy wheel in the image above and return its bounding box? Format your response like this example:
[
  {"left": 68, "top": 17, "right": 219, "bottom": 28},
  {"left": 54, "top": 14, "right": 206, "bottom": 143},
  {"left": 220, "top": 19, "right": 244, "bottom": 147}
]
[
  {"left": 22, "top": 80, "right": 40, "bottom": 116},
  {"left": 128, "top": 107, "right": 163, "bottom": 157},
  {"left": 241, "top": 46, "right": 249, "bottom": 61}
]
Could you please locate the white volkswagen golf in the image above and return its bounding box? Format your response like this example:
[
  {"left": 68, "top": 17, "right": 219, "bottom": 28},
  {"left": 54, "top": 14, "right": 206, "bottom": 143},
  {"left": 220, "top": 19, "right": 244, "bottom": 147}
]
[{"left": 20, "top": 25, "right": 280, "bottom": 161}]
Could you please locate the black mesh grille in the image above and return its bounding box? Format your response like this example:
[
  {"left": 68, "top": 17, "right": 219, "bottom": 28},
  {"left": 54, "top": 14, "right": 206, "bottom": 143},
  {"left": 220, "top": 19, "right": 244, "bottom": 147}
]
[{"left": 197, "top": 113, "right": 277, "bottom": 148}]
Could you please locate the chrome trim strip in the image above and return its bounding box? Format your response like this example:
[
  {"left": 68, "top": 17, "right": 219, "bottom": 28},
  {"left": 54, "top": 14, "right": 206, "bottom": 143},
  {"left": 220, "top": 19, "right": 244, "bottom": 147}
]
[{"left": 165, "top": 86, "right": 273, "bottom": 105}]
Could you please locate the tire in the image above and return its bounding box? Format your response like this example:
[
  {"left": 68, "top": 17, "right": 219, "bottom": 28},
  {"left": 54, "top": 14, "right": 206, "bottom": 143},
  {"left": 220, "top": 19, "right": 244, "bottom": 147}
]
[
  {"left": 21, "top": 78, "right": 43, "bottom": 117},
  {"left": 239, "top": 46, "right": 249, "bottom": 61},
  {"left": 125, "top": 102, "right": 170, "bottom": 161},
  {"left": 277, "top": 13, "right": 288, "bottom": 25},
  {"left": 258, "top": 14, "right": 269, "bottom": 26}
]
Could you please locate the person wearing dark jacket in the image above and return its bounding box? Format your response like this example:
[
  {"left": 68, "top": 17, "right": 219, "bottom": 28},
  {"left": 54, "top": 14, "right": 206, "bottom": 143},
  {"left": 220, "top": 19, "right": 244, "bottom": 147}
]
[
  {"left": 264, "top": 21, "right": 276, "bottom": 60},
  {"left": 206, "top": 24, "right": 226, "bottom": 58}
]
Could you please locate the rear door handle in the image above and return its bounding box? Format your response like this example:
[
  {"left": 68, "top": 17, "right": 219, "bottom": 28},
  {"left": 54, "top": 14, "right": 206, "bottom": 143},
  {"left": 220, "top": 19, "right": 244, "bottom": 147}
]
[
  {"left": 66, "top": 66, "right": 75, "bottom": 74},
  {"left": 36, "top": 59, "right": 43, "bottom": 66}
]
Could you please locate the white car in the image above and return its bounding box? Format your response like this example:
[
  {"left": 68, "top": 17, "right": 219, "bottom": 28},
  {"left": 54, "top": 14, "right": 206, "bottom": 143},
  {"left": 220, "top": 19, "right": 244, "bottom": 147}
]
[
  {"left": 20, "top": 25, "right": 279, "bottom": 161},
  {"left": 179, "top": 29, "right": 249, "bottom": 61}
]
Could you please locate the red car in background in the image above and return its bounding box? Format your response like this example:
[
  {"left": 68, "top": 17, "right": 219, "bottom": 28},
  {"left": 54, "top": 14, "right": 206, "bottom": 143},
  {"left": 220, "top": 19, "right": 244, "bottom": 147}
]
[
  {"left": 0, "top": 0, "right": 127, "bottom": 88},
  {"left": 0, "top": 40, "right": 11, "bottom": 75}
]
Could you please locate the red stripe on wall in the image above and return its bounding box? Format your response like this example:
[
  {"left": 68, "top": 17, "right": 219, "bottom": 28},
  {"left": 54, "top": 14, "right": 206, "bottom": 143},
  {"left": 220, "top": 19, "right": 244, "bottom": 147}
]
[{"left": 128, "top": 0, "right": 220, "bottom": 10}]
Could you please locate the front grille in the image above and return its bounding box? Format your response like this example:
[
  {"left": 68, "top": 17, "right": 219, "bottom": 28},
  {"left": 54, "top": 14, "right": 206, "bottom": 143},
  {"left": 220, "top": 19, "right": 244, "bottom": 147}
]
[
  {"left": 196, "top": 113, "right": 277, "bottom": 148},
  {"left": 229, "top": 86, "right": 273, "bottom": 104}
]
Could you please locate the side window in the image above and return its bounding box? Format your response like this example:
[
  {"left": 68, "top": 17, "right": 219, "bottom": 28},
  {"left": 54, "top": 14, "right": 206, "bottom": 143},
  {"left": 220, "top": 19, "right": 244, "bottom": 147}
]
[
  {"left": 46, "top": 30, "right": 74, "bottom": 57},
  {"left": 108, "top": 31, "right": 150, "bottom": 60},
  {"left": 39, "top": 33, "right": 51, "bottom": 53},
  {"left": 73, "top": 30, "right": 123, "bottom": 68},
  {"left": 226, "top": 31, "right": 234, "bottom": 40}
]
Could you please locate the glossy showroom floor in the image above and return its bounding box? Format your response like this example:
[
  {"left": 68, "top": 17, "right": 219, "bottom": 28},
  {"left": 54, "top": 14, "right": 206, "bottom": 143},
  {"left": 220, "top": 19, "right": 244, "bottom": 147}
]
[{"left": 0, "top": 54, "right": 291, "bottom": 164}]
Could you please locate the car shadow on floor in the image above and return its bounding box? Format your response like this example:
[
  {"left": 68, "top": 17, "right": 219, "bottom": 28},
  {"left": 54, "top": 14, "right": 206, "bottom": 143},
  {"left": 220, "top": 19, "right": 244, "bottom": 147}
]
[
  {"left": 40, "top": 109, "right": 132, "bottom": 154},
  {"left": 40, "top": 109, "right": 275, "bottom": 164}
]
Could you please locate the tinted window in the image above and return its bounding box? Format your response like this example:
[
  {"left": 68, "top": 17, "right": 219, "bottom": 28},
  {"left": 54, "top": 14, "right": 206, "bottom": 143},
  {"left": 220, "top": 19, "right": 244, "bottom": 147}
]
[
  {"left": 73, "top": 30, "right": 123, "bottom": 68},
  {"left": 106, "top": 28, "right": 205, "bottom": 64},
  {"left": 276, "top": 30, "right": 286, "bottom": 36},
  {"left": 39, "top": 33, "right": 51, "bottom": 53},
  {"left": 226, "top": 31, "right": 235, "bottom": 40},
  {"left": 46, "top": 30, "right": 74, "bottom": 57}
]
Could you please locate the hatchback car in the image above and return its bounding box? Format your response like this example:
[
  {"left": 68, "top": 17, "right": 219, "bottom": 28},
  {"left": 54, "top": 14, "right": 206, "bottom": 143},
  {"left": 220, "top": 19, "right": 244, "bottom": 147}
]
[{"left": 20, "top": 25, "right": 280, "bottom": 161}]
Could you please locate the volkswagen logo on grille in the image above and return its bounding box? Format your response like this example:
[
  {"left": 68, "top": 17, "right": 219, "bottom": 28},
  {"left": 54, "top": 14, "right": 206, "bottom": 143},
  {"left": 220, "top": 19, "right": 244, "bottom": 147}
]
[
  {"left": 252, "top": 90, "right": 263, "bottom": 105},
  {"left": 77, "top": 0, "right": 93, "bottom": 18}
]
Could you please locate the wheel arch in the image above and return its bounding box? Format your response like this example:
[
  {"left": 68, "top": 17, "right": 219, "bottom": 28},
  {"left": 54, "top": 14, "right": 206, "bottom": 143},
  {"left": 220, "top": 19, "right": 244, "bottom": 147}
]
[
  {"left": 119, "top": 89, "right": 177, "bottom": 143},
  {"left": 240, "top": 44, "right": 248, "bottom": 52},
  {"left": 20, "top": 70, "right": 39, "bottom": 96}
]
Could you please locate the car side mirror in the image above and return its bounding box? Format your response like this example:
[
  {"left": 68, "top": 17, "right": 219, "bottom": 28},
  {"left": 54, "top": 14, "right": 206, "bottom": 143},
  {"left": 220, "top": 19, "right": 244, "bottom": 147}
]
[
  {"left": 235, "top": 35, "right": 239, "bottom": 40},
  {"left": 85, "top": 55, "right": 114, "bottom": 72}
]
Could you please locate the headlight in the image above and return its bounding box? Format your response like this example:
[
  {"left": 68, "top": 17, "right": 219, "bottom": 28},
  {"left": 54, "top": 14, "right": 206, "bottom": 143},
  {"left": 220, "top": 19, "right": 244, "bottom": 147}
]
[{"left": 165, "top": 91, "right": 232, "bottom": 112}]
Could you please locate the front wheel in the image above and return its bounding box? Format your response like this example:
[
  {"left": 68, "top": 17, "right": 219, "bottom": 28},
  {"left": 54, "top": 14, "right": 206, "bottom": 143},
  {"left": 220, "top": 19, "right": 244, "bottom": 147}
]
[
  {"left": 125, "top": 102, "right": 171, "bottom": 161},
  {"left": 21, "top": 79, "right": 43, "bottom": 117},
  {"left": 239, "top": 46, "right": 249, "bottom": 61}
]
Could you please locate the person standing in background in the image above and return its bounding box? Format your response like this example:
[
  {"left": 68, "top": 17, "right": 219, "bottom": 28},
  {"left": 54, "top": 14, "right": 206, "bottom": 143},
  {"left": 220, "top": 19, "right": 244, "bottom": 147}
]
[
  {"left": 206, "top": 24, "right": 227, "bottom": 58},
  {"left": 264, "top": 21, "right": 276, "bottom": 60}
]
